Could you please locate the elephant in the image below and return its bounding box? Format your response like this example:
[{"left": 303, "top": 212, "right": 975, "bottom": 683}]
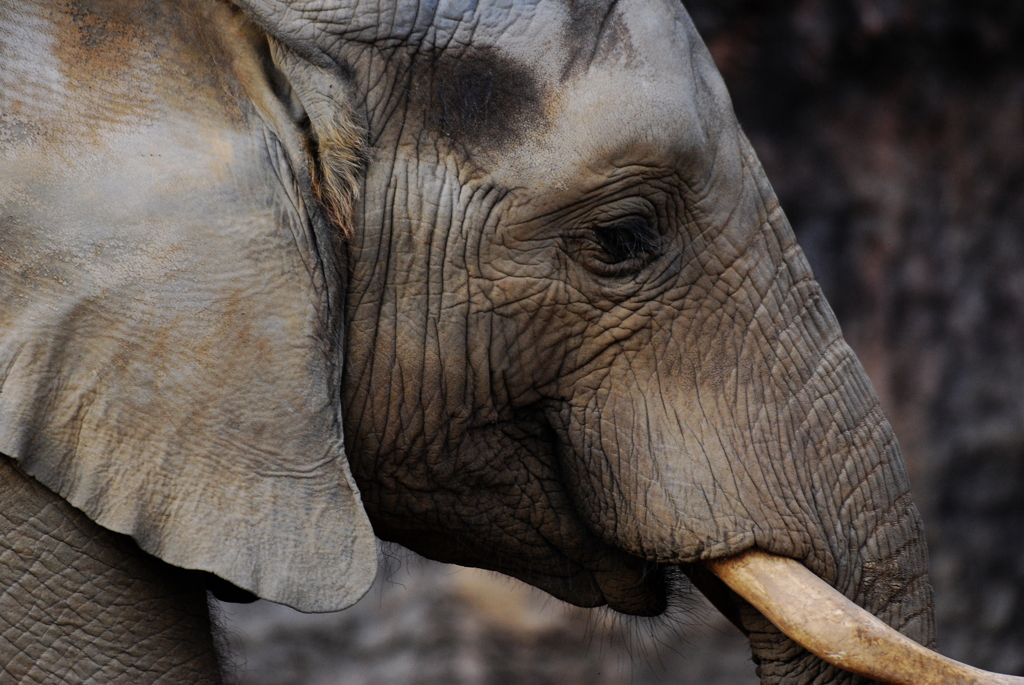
[{"left": 1, "top": 0, "right": 1020, "bottom": 683}]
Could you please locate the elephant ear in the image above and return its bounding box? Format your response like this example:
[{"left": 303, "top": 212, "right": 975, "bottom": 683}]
[{"left": 0, "top": 0, "right": 375, "bottom": 611}]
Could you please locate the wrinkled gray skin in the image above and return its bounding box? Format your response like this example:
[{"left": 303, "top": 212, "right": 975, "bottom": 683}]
[
  {"left": 0, "top": 0, "right": 934, "bottom": 683},
  {"left": 0, "top": 457, "right": 222, "bottom": 683}
]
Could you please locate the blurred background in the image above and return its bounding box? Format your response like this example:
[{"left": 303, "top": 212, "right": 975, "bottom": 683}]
[{"left": 218, "top": 1, "right": 1024, "bottom": 681}]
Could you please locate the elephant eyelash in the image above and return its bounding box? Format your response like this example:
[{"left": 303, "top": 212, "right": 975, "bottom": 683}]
[
  {"left": 592, "top": 217, "right": 661, "bottom": 263},
  {"left": 566, "top": 216, "right": 662, "bottom": 277}
]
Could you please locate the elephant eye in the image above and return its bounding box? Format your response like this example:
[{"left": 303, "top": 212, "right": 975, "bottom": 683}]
[{"left": 567, "top": 216, "right": 662, "bottom": 277}]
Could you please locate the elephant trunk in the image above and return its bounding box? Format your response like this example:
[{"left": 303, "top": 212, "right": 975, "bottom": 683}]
[
  {"left": 701, "top": 501, "right": 936, "bottom": 685},
  {"left": 676, "top": 427, "right": 936, "bottom": 684},
  {"left": 719, "top": 347, "right": 936, "bottom": 685},
  {"left": 689, "top": 351, "right": 937, "bottom": 684}
]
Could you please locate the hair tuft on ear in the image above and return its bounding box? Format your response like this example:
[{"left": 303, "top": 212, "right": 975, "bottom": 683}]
[{"left": 311, "top": 108, "right": 367, "bottom": 239}]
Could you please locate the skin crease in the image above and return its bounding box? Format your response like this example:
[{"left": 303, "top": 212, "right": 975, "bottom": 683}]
[{"left": 0, "top": 0, "right": 935, "bottom": 682}]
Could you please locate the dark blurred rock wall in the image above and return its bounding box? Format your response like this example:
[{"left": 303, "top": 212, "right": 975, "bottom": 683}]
[{"left": 685, "top": 0, "right": 1024, "bottom": 672}]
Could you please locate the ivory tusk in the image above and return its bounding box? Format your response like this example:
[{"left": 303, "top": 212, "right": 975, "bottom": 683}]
[{"left": 706, "top": 549, "right": 1024, "bottom": 685}]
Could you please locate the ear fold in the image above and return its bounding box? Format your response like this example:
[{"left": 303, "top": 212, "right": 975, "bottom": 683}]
[{"left": 0, "top": 0, "right": 375, "bottom": 612}]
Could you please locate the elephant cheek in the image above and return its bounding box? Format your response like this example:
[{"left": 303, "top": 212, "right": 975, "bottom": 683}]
[
  {"left": 556, "top": 341, "right": 936, "bottom": 675},
  {"left": 558, "top": 391, "right": 768, "bottom": 565}
]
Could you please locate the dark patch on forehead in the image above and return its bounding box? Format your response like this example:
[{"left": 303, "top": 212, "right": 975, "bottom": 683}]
[{"left": 411, "top": 45, "right": 546, "bottom": 154}]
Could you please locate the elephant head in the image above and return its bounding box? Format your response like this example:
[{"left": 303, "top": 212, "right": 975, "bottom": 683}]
[{"left": 1, "top": 0, "right": 1017, "bottom": 683}]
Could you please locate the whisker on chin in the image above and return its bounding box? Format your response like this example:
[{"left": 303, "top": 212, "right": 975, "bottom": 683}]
[{"left": 576, "top": 565, "right": 713, "bottom": 675}]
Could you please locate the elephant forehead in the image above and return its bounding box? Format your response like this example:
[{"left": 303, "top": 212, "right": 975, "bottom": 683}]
[{"left": 481, "top": 0, "right": 737, "bottom": 192}]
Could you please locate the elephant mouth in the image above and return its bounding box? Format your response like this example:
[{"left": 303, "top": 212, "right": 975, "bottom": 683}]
[
  {"left": 373, "top": 521, "right": 671, "bottom": 615},
  {"left": 587, "top": 556, "right": 669, "bottom": 616},
  {"left": 497, "top": 551, "right": 671, "bottom": 617}
]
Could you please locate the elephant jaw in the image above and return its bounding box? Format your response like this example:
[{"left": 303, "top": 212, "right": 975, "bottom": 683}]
[
  {"left": 706, "top": 550, "right": 1024, "bottom": 685},
  {"left": 372, "top": 523, "right": 669, "bottom": 616}
]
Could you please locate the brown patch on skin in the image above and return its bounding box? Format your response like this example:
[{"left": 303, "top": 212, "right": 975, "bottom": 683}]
[
  {"left": 14, "top": 0, "right": 250, "bottom": 148},
  {"left": 49, "top": 0, "right": 164, "bottom": 130},
  {"left": 559, "top": 0, "right": 634, "bottom": 80},
  {"left": 592, "top": 10, "right": 639, "bottom": 69},
  {"left": 410, "top": 45, "right": 547, "bottom": 155}
]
